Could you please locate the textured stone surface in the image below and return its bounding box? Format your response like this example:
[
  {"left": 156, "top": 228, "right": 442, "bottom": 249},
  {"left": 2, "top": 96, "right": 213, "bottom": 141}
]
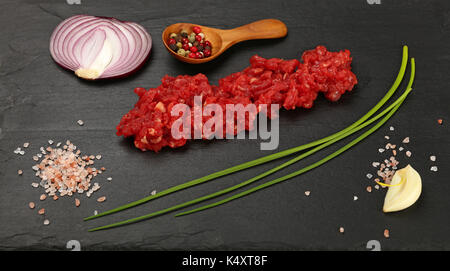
[{"left": 0, "top": 0, "right": 449, "bottom": 250}]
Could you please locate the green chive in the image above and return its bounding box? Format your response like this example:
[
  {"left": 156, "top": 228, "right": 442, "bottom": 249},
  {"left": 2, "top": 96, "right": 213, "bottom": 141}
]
[
  {"left": 176, "top": 59, "right": 416, "bottom": 217},
  {"left": 84, "top": 46, "right": 408, "bottom": 223},
  {"left": 87, "top": 57, "right": 414, "bottom": 232}
]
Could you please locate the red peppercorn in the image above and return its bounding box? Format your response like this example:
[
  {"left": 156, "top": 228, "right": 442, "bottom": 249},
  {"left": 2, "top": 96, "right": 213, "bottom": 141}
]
[
  {"left": 188, "top": 52, "right": 196, "bottom": 58},
  {"left": 182, "top": 43, "right": 190, "bottom": 51},
  {"left": 195, "top": 35, "right": 202, "bottom": 42},
  {"left": 204, "top": 40, "right": 211, "bottom": 47},
  {"left": 190, "top": 46, "right": 198, "bottom": 53},
  {"left": 168, "top": 38, "right": 176, "bottom": 44},
  {"left": 182, "top": 37, "right": 189, "bottom": 44},
  {"left": 195, "top": 52, "right": 203, "bottom": 59},
  {"left": 193, "top": 26, "right": 201, "bottom": 34},
  {"left": 203, "top": 49, "right": 211, "bottom": 57}
]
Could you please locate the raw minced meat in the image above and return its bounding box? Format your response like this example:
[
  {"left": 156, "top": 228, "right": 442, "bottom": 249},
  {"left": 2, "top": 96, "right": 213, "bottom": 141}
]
[{"left": 117, "top": 46, "right": 358, "bottom": 152}]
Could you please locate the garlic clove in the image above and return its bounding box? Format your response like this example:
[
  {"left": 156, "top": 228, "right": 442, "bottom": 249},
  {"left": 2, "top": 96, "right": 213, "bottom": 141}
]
[{"left": 383, "top": 164, "right": 422, "bottom": 213}]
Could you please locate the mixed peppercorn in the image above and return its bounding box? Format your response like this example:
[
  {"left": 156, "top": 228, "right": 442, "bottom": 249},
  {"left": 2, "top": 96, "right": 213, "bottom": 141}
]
[{"left": 167, "top": 26, "right": 212, "bottom": 59}]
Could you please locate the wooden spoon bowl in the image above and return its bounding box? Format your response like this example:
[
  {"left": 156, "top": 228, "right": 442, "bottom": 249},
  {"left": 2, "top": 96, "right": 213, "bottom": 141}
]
[{"left": 162, "top": 19, "right": 288, "bottom": 64}]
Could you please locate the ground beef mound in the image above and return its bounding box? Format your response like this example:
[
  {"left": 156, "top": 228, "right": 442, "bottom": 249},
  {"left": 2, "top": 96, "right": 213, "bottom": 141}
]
[{"left": 117, "top": 46, "right": 358, "bottom": 152}]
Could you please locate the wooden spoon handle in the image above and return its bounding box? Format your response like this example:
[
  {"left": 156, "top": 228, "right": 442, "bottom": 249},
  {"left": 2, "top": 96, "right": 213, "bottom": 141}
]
[{"left": 220, "top": 19, "right": 287, "bottom": 47}]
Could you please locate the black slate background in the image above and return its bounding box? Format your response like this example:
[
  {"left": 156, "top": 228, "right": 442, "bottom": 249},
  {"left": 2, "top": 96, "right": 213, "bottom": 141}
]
[{"left": 0, "top": 0, "right": 449, "bottom": 250}]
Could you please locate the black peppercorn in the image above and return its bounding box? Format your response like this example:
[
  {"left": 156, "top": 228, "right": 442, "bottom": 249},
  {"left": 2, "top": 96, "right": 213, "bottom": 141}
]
[
  {"left": 180, "top": 30, "right": 189, "bottom": 38},
  {"left": 169, "top": 43, "right": 178, "bottom": 51}
]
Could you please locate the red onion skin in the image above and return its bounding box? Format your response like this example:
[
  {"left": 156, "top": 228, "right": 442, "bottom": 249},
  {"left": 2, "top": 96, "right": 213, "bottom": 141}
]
[{"left": 50, "top": 15, "right": 152, "bottom": 80}]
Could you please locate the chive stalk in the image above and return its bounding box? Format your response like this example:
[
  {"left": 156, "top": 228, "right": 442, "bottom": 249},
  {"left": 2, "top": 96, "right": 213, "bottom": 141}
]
[
  {"left": 88, "top": 88, "right": 413, "bottom": 231},
  {"left": 88, "top": 57, "right": 414, "bottom": 231},
  {"left": 85, "top": 46, "right": 409, "bottom": 223},
  {"left": 176, "top": 59, "right": 416, "bottom": 217}
]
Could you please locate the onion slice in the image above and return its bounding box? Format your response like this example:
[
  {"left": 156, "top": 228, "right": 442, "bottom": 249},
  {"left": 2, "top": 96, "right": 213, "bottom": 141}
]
[{"left": 49, "top": 15, "right": 152, "bottom": 80}]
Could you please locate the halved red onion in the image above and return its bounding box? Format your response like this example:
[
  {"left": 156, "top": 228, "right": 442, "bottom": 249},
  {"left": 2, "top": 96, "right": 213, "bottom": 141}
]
[{"left": 49, "top": 15, "right": 152, "bottom": 80}]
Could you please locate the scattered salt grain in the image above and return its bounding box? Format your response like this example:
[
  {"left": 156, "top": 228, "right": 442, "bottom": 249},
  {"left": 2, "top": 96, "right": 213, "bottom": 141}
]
[
  {"left": 372, "top": 162, "right": 380, "bottom": 167},
  {"left": 384, "top": 229, "right": 390, "bottom": 238},
  {"left": 29, "top": 202, "right": 35, "bottom": 209},
  {"left": 374, "top": 184, "right": 380, "bottom": 190},
  {"left": 18, "top": 170, "right": 23, "bottom": 175},
  {"left": 339, "top": 227, "right": 345, "bottom": 234},
  {"left": 430, "top": 155, "right": 436, "bottom": 162},
  {"left": 38, "top": 208, "right": 45, "bottom": 215},
  {"left": 389, "top": 126, "right": 395, "bottom": 131},
  {"left": 56, "top": 142, "right": 61, "bottom": 147},
  {"left": 75, "top": 198, "right": 80, "bottom": 207},
  {"left": 96, "top": 155, "right": 102, "bottom": 160},
  {"left": 77, "top": 120, "right": 84, "bottom": 126},
  {"left": 406, "top": 151, "right": 412, "bottom": 157},
  {"left": 384, "top": 136, "right": 390, "bottom": 140},
  {"left": 366, "top": 173, "right": 373, "bottom": 179},
  {"left": 353, "top": 196, "right": 358, "bottom": 201},
  {"left": 43, "top": 219, "right": 50, "bottom": 226},
  {"left": 23, "top": 142, "right": 30, "bottom": 148},
  {"left": 31, "top": 183, "right": 39, "bottom": 188},
  {"left": 402, "top": 137, "right": 410, "bottom": 144},
  {"left": 40, "top": 194, "right": 47, "bottom": 201},
  {"left": 94, "top": 210, "right": 98, "bottom": 215},
  {"left": 97, "top": 196, "right": 106, "bottom": 203},
  {"left": 366, "top": 186, "right": 372, "bottom": 193},
  {"left": 107, "top": 177, "right": 112, "bottom": 181},
  {"left": 13, "top": 147, "right": 21, "bottom": 154},
  {"left": 430, "top": 166, "right": 438, "bottom": 172},
  {"left": 48, "top": 140, "right": 54, "bottom": 145},
  {"left": 378, "top": 148, "right": 385, "bottom": 153},
  {"left": 304, "top": 191, "right": 311, "bottom": 196},
  {"left": 32, "top": 156, "right": 39, "bottom": 161},
  {"left": 399, "top": 147, "right": 404, "bottom": 151},
  {"left": 437, "top": 119, "right": 443, "bottom": 125},
  {"left": 385, "top": 143, "right": 396, "bottom": 150}
]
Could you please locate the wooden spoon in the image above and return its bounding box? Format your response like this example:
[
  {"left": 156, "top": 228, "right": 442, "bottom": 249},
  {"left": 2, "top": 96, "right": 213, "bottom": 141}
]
[{"left": 162, "top": 19, "right": 288, "bottom": 64}]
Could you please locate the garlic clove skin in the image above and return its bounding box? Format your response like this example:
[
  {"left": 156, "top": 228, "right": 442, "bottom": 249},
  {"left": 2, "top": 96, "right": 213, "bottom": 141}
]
[{"left": 383, "top": 164, "right": 422, "bottom": 213}]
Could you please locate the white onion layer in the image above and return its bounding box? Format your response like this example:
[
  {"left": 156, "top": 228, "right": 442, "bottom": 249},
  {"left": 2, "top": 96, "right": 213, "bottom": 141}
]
[{"left": 49, "top": 15, "right": 152, "bottom": 80}]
